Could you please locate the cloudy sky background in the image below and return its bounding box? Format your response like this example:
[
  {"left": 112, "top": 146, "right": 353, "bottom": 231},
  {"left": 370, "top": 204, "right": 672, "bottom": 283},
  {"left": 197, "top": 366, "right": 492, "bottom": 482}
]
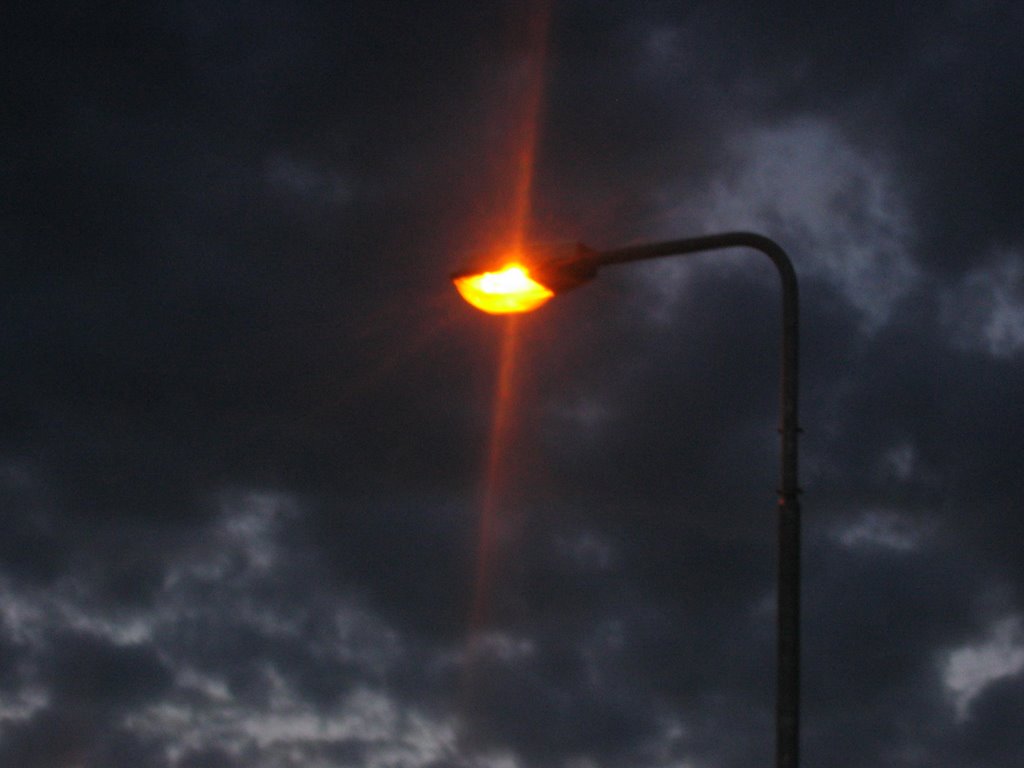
[{"left": 3, "top": 1, "right": 1024, "bottom": 766}]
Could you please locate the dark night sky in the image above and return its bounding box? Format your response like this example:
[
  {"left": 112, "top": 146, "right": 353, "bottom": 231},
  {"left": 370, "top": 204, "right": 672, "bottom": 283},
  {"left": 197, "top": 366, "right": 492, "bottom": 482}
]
[{"left": 3, "top": 1, "right": 1024, "bottom": 766}]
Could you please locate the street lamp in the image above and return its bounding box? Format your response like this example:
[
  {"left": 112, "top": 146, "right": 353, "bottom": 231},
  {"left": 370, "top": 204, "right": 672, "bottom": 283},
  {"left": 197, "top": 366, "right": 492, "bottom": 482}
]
[{"left": 451, "top": 232, "right": 801, "bottom": 768}]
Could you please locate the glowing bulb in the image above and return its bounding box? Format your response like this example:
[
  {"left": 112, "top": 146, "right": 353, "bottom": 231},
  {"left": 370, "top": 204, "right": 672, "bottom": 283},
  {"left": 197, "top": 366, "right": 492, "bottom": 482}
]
[{"left": 453, "top": 263, "right": 555, "bottom": 314}]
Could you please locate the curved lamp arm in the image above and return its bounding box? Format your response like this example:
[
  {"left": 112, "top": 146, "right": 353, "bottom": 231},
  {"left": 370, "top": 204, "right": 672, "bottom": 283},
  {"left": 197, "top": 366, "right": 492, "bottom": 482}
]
[{"left": 587, "top": 232, "right": 800, "bottom": 768}]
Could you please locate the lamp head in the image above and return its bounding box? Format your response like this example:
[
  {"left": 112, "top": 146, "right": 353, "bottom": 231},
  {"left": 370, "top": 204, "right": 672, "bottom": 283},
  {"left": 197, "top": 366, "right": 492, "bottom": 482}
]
[{"left": 451, "top": 242, "right": 597, "bottom": 314}]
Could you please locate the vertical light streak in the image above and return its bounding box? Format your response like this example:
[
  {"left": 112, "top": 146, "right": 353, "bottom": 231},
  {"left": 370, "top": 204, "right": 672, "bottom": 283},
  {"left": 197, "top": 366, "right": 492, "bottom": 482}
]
[
  {"left": 461, "top": 0, "right": 552, "bottom": 707},
  {"left": 468, "top": 315, "right": 522, "bottom": 635},
  {"left": 506, "top": 0, "right": 552, "bottom": 250}
]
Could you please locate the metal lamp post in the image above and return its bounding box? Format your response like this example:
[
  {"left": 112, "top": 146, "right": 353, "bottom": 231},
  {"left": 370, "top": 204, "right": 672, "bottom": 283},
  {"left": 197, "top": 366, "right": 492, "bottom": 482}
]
[{"left": 452, "top": 231, "right": 801, "bottom": 768}]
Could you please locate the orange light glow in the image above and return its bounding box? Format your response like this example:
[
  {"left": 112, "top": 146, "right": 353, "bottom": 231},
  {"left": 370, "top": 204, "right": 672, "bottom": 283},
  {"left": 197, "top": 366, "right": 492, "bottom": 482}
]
[{"left": 453, "top": 264, "right": 555, "bottom": 314}]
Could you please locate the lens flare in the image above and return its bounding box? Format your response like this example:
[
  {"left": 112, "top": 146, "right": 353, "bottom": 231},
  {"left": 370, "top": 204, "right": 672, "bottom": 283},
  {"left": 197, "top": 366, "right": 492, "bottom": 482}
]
[
  {"left": 459, "top": 0, "right": 553, "bottom": 714},
  {"left": 453, "top": 264, "right": 555, "bottom": 314}
]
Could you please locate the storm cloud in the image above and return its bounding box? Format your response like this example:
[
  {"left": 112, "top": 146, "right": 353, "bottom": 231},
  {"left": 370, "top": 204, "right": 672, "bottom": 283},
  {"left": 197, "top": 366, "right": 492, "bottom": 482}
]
[{"left": 3, "top": 1, "right": 1023, "bottom": 766}]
